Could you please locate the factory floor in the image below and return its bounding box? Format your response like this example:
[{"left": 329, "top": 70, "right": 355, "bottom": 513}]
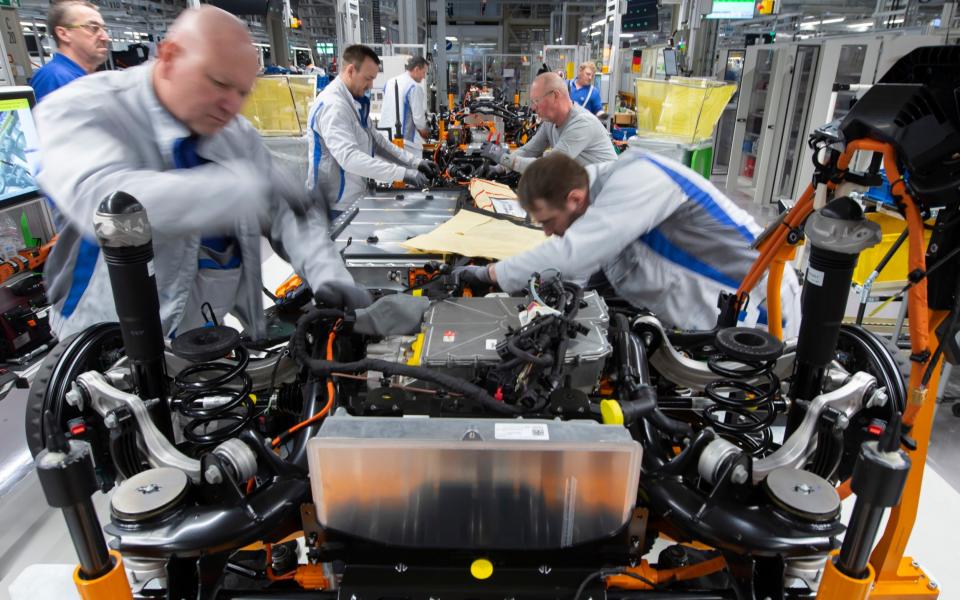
[{"left": 2, "top": 184, "right": 960, "bottom": 598}]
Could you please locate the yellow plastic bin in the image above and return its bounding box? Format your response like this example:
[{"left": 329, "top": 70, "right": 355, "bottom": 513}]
[
  {"left": 853, "top": 211, "right": 932, "bottom": 286},
  {"left": 633, "top": 77, "right": 736, "bottom": 144}
]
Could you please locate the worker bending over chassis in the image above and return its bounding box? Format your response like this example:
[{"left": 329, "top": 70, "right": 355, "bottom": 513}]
[
  {"left": 480, "top": 72, "right": 616, "bottom": 174},
  {"left": 458, "top": 152, "right": 801, "bottom": 334},
  {"left": 306, "top": 45, "right": 440, "bottom": 213},
  {"left": 35, "top": 6, "right": 365, "bottom": 340}
]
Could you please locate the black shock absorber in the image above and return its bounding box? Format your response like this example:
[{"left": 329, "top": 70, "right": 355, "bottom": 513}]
[
  {"left": 93, "top": 192, "right": 172, "bottom": 439},
  {"left": 787, "top": 197, "right": 881, "bottom": 435}
]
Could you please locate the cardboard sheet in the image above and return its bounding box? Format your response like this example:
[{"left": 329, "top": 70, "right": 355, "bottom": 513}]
[{"left": 400, "top": 210, "right": 547, "bottom": 260}]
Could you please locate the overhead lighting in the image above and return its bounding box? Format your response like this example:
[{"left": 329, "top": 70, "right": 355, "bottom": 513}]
[
  {"left": 845, "top": 20, "right": 873, "bottom": 28},
  {"left": 619, "top": 33, "right": 634, "bottom": 37},
  {"left": 590, "top": 19, "right": 605, "bottom": 28},
  {"left": 581, "top": 27, "right": 588, "bottom": 32},
  {"left": 818, "top": 17, "right": 845, "bottom": 24},
  {"left": 445, "top": 36, "right": 457, "bottom": 41},
  {"left": 380, "top": 26, "right": 386, "bottom": 31},
  {"left": 590, "top": 30, "right": 602, "bottom": 37}
]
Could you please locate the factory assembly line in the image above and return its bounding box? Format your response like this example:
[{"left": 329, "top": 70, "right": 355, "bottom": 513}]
[{"left": 19, "top": 44, "right": 960, "bottom": 600}]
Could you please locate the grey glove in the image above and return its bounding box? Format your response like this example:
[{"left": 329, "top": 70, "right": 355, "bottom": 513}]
[
  {"left": 418, "top": 159, "right": 441, "bottom": 179},
  {"left": 354, "top": 294, "right": 431, "bottom": 337},
  {"left": 314, "top": 281, "right": 373, "bottom": 311},
  {"left": 452, "top": 264, "right": 492, "bottom": 287},
  {"left": 480, "top": 142, "right": 508, "bottom": 165},
  {"left": 481, "top": 164, "right": 507, "bottom": 178},
  {"left": 403, "top": 168, "right": 430, "bottom": 188}
]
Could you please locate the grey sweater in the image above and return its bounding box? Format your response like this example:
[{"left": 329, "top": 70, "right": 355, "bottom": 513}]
[{"left": 502, "top": 104, "right": 617, "bottom": 172}]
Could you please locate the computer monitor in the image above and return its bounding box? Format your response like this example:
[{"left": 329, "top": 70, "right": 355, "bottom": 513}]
[
  {"left": 0, "top": 86, "right": 40, "bottom": 207},
  {"left": 662, "top": 48, "right": 679, "bottom": 77}
]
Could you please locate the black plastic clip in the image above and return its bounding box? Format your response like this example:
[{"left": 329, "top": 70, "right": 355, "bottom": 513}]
[
  {"left": 909, "top": 349, "right": 931, "bottom": 364},
  {"left": 907, "top": 268, "right": 926, "bottom": 284}
]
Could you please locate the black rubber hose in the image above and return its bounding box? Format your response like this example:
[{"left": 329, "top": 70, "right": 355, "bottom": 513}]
[
  {"left": 292, "top": 307, "right": 519, "bottom": 415},
  {"left": 287, "top": 378, "right": 323, "bottom": 469},
  {"left": 650, "top": 428, "right": 716, "bottom": 477},
  {"left": 506, "top": 337, "right": 554, "bottom": 366}
]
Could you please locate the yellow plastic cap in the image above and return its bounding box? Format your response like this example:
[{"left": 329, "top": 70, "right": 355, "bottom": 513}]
[
  {"left": 600, "top": 399, "right": 624, "bottom": 425},
  {"left": 470, "top": 558, "right": 494, "bottom": 580}
]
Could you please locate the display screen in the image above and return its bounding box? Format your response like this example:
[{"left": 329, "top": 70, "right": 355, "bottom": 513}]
[
  {"left": 706, "top": 0, "right": 756, "bottom": 19},
  {"left": 0, "top": 95, "right": 41, "bottom": 206}
]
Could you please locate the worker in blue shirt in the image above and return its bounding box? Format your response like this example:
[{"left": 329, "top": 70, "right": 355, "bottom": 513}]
[
  {"left": 567, "top": 62, "right": 603, "bottom": 115},
  {"left": 30, "top": 0, "right": 110, "bottom": 102}
]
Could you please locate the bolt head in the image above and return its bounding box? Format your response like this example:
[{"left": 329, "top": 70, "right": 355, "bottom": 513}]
[
  {"left": 928, "top": 581, "right": 938, "bottom": 590},
  {"left": 103, "top": 413, "right": 119, "bottom": 429},
  {"left": 731, "top": 464, "right": 749, "bottom": 484},
  {"left": 204, "top": 465, "right": 223, "bottom": 485}
]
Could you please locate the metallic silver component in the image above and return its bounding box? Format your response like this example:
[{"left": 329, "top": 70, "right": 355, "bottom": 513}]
[
  {"left": 204, "top": 465, "right": 223, "bottom": 485},
  {"left": 65, "top": 385, "right": 83, "bottom": 410},
  {"left": 753, "top": 371, "right": 877, "bottom": 483},
  {"left": 928, "top": 581, "right": 938, "bottom": 590},
  {"left": 539, "top": 565, "right": 552, "bottom": 575},
  {"left": 103, "top": 413, "right": 118, "bottom": 430},
  {"left": 698, "top": 437, "right": 741, "bottom": 485},
  {"left": 731, "top": 464, "right": 749, "bottom": 485},
  {"left": 804, "top": 204, "right": 882, "bottom": 254},
  {"left": 764, "top": 468, "right": 840, "bottom": 522},
  {"left": 212, "top": 438, "right": 258, "bottom": 483},
  {"left": 395, "top": 563, "right": 408, "bottom": 573},
  {"left": 123, "top": 555, "right": 167, "bottom": 593},
  {"left": 784, "top": 556, "right": 827, "bottom": 592},
  {"left": 867, "top": 387, "right": 889, "bottom": 409},
  {"left": 636, "top": 316, "right": 796, "bottom": 391},
  {"left": 111, "top": 467, "right": 190, "bottom": 522},
  {"left": 77, "top": 371, "right": 202, "bottom": 482},
  {"left": 93, "top": 203, "right": 152, "bottom": 247},
  {"left": 834, "top": 414, "right": 850, "bottom": 431}
]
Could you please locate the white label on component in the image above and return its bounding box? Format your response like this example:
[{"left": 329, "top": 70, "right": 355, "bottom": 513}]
[
  {"left": 806, "top": 267, "right": 825, "bottom": 287},
  {"left": 495, "top": 423, "right": 549, "bottom": 441},
  {"left": 147, "top": 260, "right": 155, "bottom": 277},
  {"left": 490, "top": 197, "right": 527, "bottom": 218},
  {"left": 485, "top": 339, "right": 498, "bottom": 350}
]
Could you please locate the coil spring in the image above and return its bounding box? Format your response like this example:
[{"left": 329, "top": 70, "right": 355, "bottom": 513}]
[
  {"left": 703, "top": 356, "right": 780, "bottom": 457},
  {"left": 174, "top": 346, "right": 254, "bottom": 446}
]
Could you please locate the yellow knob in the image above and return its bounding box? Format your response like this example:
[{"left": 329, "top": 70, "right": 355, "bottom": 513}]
[
  {"left": 600, "top": 399, "right": 624, "bottom": 425},
  {"left": 470, "top": 558, "right": 494, "bottom": 580}
]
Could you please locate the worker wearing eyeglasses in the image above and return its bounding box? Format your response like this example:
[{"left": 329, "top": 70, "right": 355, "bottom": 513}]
[
  {"left": 29, "top": 1, "right": 110, "bottom": 102},
  {"left": 480, "top": 71, "right": 616, "bottom": 174}
]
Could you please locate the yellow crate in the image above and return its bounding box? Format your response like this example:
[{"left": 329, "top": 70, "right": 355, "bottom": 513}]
[
  {"left": 633, "top": 77, "right": 736, "bottom": 144},
  {"left": 853, "top": 211, "right": 931, "bottom": 286},
  {"left": 240, "top": 75, "right": 317, "bottom": 136}
]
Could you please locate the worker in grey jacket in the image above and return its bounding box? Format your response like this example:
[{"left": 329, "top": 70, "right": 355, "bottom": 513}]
[
  {"left": 306, "top": 45, "right": 439, "bottom": 213},
  {"left": 456, "top": 152, "right": 801, "bottom": 335},
  {"left": 480, "top": 72, "right": 616, "bottom": 173},
  {"left": 35, "top": 6, "right": 364, "bottom": 340}
]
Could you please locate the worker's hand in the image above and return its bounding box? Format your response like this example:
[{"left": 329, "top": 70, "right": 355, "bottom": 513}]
[
  {"left": 480, "top": 142, "right": 508, "bottom": 165},
  {"left": 403, "top": 168, "right": 431, "bottom": 188},
  {"left": 480, "top": 163, "right": 507, "bottom": 178},
  {"left": 452, "top": 264, "right": 493, "bottom": 288},
  {"left": 314, "top": 281, "right": 374, "bottom": 311},
  {"left": 418, "top": 159, "right": 441, "bottom": 179}
]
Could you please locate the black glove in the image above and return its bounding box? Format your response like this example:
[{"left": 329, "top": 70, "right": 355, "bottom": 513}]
[
  {"left": 452, "top": 265, "right": 492, "bottom": 287},
  {"left": 418, "top": 159, "right": 440, "bottom": 179},
  {"left": 403, "top": 168, "right": 430, "bottom": 188},
  {"left": 314, "top": 281, "right": 373, "bottom": 311}
]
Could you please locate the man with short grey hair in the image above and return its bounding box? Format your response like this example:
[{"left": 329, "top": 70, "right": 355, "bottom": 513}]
[
  {"left": 30, "top": 0, "right": 110, "bottom": 101},
  {"left": 480, "top": 72, "right": 616, "bottom": 173}
]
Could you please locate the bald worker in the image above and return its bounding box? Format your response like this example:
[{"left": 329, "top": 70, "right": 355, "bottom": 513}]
[
  {"left": 35, "top": 6, "right": 364, "bottom": 340},
  {"left": 480, "top": 72, "right": 616, "bottom": 173}
]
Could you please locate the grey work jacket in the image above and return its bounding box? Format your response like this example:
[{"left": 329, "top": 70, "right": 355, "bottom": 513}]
[{"left": 35, "top": 63, "right": 352, "bottom": 340}]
